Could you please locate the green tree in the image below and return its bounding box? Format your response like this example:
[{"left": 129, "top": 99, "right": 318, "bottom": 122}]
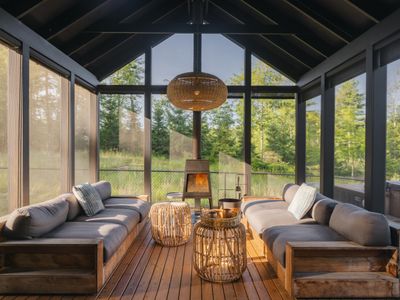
[
  {"left": 334, "top": 79, "right": 365, "bottom": 177},
  {"left": 151, "top": 98, "right": 169, "bottom": 157}
]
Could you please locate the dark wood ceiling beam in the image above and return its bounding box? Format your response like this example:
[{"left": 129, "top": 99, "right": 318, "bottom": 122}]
[
  {"left": 280, "top": 0, "right": 353, "bottom": 44},
  {"left": 343, "top": 0, "right": 380, "bottom": 23},
  {"left": 228, "top": 35, "right": 305, "bottom": 81},
  {"left": 89, "top": 34, "right": 170, "bottom": 80},
  {"left": 207, "top": 2, "right": 322, "bottom": 68},
  {"left": 80, "top": 2, "right": 185, "bottom": 68},
  {"left": 239, "top": 0, "right": 333, "bottom": 58},
  {"left": 61, "top": 0, "right": 177, "bottom": 56},
  {"left": 1, "top": 0, "right": 44, "bottom": 19},
  {"left": 85, "top": 23, "right": 294, "bottom": 35},
  {"left": 37, "top": 0, "right": 115, "bottom": 41}
]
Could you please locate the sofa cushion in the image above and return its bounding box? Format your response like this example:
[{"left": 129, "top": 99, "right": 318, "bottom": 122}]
[
  {"left": 263, "top": 224, "right": 347, "bottom": 266},
  {"left": 241, "top": 200, "right": 288, "bottom": 215},
  {"left": 92, "top": 181, "right": 112, "bottom": 201},
  {"left": 63, "top": 193, "right": 83, "bottom": 221},
  {"left": 73, "top": 184, "right": 105, "bottom": 216},
  {"left": 329, "top": 203, "right": 391, "bottom": 246},
  {"left": 311, "top": 198, "right": 338, "bottom": 225},
  {"left": 245, "top": 208, "right": 315, "bottom": 235},
  {"left": 74, "top": 208, "right": 140, "bottom": 232},
  {"left": 282, "top": 184, "right": 299, "bottom": 204},
  {"left": 288, "top": 183, "right": 317, "bottom": 220},
  {"left": 43, "top": 222, "right": 127, "bottom": 262},
  {"left": 103, "top": 198, "right": 150, "bottom": 221},
  {"left": 4, "top": 197, "right": 69, "bottom": 239}
]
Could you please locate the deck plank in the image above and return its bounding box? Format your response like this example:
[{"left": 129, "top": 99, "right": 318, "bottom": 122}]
[
  {"left": 144, "top": 246, "right": 170, "bottom": 300},
  {"left": 155, "top": 246, "right": 177, "bottom": 300},
  {"left": 179, "top": 240, "right": 193, "bottom": 300}
]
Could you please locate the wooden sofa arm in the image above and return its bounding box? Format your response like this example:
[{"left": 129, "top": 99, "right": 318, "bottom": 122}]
[
  {"left": 111, "top": 194, "right": 150, "bottom": 201},
  {"left": 0, "top": 238, "right": 104, "bottom": 294},
  {"left": 285, "top": 241, "right": 398, "bottom": 289}
]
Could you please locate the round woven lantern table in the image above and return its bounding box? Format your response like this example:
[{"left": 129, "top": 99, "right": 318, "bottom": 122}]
[
  {"left": 150, "top": 201, "right": 192, "bottom": 247},
  {"left": 193, "top": 209, "right": 246, "bottom": 282}
]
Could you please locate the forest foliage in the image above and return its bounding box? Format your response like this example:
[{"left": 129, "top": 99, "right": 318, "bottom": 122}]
[{"left": 98, "top": 48, "right": 400, "bottom": 181}]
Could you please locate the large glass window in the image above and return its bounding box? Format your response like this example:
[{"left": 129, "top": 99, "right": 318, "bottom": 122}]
[
  {"left": 305, "top": 96, "right": 321, "bottom": 189},
  {"left": 251, "top": 99, "right": 296, "bottom": 197},
  {"left": 152, "top": 34, "right": 193, "bottom": 85},
  {"left": 251, "top": 55, "right": 295, "bottom": 86},
  {"left": 0, "top": 43, "right": 21, "bottom": 215},
  {"left": 334, "top": 74, "right": 366, "bottom": 206},
  {"left": 29, "top": 61, "right": 66, "bottom": 203},
  {"left": 101, "top": 55, "right": 144, "bottom": 85},
  {"left": 99, "top": 94, "right": 145, "bottom": 195},
  {"left": 386, "top": 59, "right": 400, "bottom": 182},
  {"left": 75, "top": 84, "right": 93, "bottom": 184},
  {"left": 151, "top": 94, "right": 193, "bottom": 201},
  {"left": 202, "top": 98, "right": 244, "bottom": 199},
  {"left": 202, "top": 34, "right": 244, "bottom": 85}
]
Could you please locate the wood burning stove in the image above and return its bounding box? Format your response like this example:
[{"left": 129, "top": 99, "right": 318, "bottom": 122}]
[{"left": 182, "top": 159, "right": 212, "bottom": 209}]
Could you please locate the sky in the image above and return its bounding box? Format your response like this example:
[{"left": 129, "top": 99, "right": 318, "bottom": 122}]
[{"left": 151, "top": 34, "right": 245, "bottom": 85}]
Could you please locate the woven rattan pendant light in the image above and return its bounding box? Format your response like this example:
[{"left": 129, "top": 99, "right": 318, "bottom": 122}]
[{"left": 167, "top": 72, "right": 228, "bottom": 111}]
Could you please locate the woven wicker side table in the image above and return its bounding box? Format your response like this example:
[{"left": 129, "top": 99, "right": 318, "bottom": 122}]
[
  {"left": 193, "top": 209, "right": 246, "bottom": 282},
  {"left": 150, "top": 201, "right": 192, "bottom": 246}
]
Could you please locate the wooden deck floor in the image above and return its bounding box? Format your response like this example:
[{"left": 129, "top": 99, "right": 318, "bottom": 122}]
[{"left": 0, "top": 221, "right": 290, "bottom": 300}]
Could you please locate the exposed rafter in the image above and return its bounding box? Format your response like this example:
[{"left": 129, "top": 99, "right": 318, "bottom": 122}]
[
  {"left": 37, "top": 0, "right": 119, "bottom": 41},
  {"left": 280, "top": 0, "right": 354, "bottom": 44},
  {"left": 62, "top": 0, "right": 181, "bottom": 57},
  {"left": 239, "top": 0, "right": 335, "bottom": 58},
  {"left": 1, "top": 0, "right": 43, "bottom": 19},
  {"left": 344, "top": 0, "right": 387, "bottom": 23}
]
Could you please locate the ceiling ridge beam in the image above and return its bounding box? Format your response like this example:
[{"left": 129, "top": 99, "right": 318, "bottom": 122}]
[
  {"left": 280, "top": 0, "right": 353, "bottom": 44},
  {"left": 85, "top": 23, "right": 294, "bottom": 35}
]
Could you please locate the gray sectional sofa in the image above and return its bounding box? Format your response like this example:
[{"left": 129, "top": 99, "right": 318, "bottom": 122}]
[
  {"left": 242, "top": 183, "right": 399, "bottom": 299},
  {"left": 0, "top": 181, "right": 150, "bottom": 294}
]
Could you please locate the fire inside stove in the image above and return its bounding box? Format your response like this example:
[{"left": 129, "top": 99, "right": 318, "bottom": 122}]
[{"left": 187, "top": 173, "right": 210, "bottom": 193}]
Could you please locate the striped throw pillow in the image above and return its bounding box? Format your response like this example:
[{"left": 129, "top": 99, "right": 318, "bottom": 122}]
[
  {"left": 73, "top": 183, "right": 105, "bottom": 216},
  {"left": 288, "top": 183, "right": 317, "bottom": 220}
]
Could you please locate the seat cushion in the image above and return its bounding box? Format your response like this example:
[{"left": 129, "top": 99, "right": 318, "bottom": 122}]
[
  {"left": 4, "top": 196, "right": 69, "bottom": 239},
  {"left": 103, "top": 198, "right": 150, "bottom": 221},
  {"left": 241, "top": 200, "right": 288, "bottom": 215},
  {"left": 43, "top": 222, "right": 127, "bottom": 262},
  {"left": 92, "top": 181, "right": 112, "bottom": 201},
  {"left": 263, "top": 224, "right": 347, "bottom": 266},
  {"left": 245, "top": 207, "right": 315, "bottom": 235},
  {"left": 74, "top": 208, "right": 140, "bottom": 232},
  {"left": 329, "top": 203, "right": 391, "bottom": 246}
]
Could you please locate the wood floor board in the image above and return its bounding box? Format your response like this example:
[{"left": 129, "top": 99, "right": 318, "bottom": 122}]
[{"left": 1, "top": 220, "right": 291, "bottom": 300}]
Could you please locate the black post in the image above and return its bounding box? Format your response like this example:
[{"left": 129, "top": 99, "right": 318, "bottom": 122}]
[
  {"left": 21, "top": 42, "right": 30, "bottom": 206},
  {"left": 295, "top": 92, "right": 306, "bottom": 184},
  {"left": 365, "top": 47, "right": 386, "bottom": 213},
  {"left": 244, "top": 48, "right": 252, "bottom": 195},
  {"left": 320, "top": 74, "right": 335, "bottom": 197},
  {"left": 144, "top": 47, "right": 152, "bottom": 198},
  {"left": 193, "top": 32, "right": 202, "bottom": 159}
]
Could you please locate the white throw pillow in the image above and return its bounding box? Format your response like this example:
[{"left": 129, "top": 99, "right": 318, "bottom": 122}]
[
  {"left": 288, "top": 183, "right": 317, "bottom": 220},
  {"left": 73, "top": 183, "right": 105, "bottom": 216}
]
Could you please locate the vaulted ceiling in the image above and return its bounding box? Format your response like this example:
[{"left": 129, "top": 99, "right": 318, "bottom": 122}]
[{"left": 1, "top": 0, "right": 399, "bottom": 81}]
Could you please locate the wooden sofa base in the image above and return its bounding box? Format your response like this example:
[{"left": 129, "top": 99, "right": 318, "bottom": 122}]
[
  {"left": 246, "top": 222, "right": 400, "bottom": 299},
  {"left": 0, "top": 218, "right": 148, "bottom": 294}
]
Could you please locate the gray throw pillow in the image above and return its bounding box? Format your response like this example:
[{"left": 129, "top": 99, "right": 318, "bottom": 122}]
[{"left": 73, "top": 183, "right": 105, "bottom": 216}]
